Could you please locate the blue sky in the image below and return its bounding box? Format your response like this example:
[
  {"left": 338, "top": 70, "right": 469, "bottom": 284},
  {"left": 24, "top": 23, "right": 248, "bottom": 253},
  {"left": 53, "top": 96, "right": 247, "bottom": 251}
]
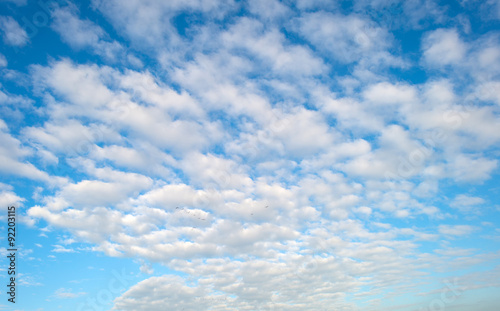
[{"left": 0, "top": 0, "right": 500, "bottom": 310}]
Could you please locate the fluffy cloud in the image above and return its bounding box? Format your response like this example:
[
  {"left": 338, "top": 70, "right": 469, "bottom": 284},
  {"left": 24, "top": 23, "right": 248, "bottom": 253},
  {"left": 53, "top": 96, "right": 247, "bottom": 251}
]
[
  {"left": 91, "top": 0, "right": 236, "bottom": 56},
  {"left": 422, "top": 28, "right": 466, "bottom": 66},
  {"left": 112, "top": 275, "right": 209, "bottom": 311},
  {"left": 295, "top": 11, "right": 406, "bottom": 69},
  {"left": 222, "top": 17, "right": 326, "bottom": 76},
  {"left": 1, "top": 1, "right": 498, "bottom": 310},
  {"left": 51, "top": 5, "right": 124, "bottom": 61},
  {"left": 447, "top": 154, "right": 497, "bottom": 182},
  {"left": 0, "top": 183, "right": 25, "bottom": 208},
  {"left": 363, "top": 82, "right": 417, "bottom": 105},
  {"left": 31, "top": 59, "right": 224, "bottom": 156},
  {"left": 0, "top": 120, "right": 66, "bottom": 185}
]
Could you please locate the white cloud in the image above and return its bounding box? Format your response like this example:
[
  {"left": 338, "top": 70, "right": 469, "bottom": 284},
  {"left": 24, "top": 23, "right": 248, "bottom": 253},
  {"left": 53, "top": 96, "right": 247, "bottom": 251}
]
[
  {"left": 109, "top": 218, "right": 459, "bottom": 310},
  {"left": 113, "top": 275, "right": 208, "bottom": 311},
  {"left": 401, "top": 0, "right": 447, "bottom": 27},
  {"left": 0, "top": 15, "right": 28, "bottom": 46},
  {"left": 475, "top": 81, "right": 500, "bottom": 105},
  {"left": 90, "top": 144, "right": 174, "bottom": 177},
  {"left": 51, "top": 5, "right": 104, "bottom": 49},
  {"left": 0, "top": 120, "right": 66, "bottom": 185},
  {"left": 363, "top": 82, "right": 417, "bottom": 105},
  {"left": 222, "top": 17, "right": 326, "bottom": 76},
  {"left": 354, "top": 206, "right": 372, "bottom": 215},
  {"left": 53, "top": 288, "right": 86, "bottom": 299},
  {"left": 118, "top": 70, "right": 205, "bottom": 119},
  {"left": 439, "top": 225, "right": 476, "bottom": 236},
  {"left": 28, "top": 205, "right": 126, "bottom": 245},
  {"left": 179, "top": 152, "right": 252, "bottom": 191},
  {"left": 0, "top": 184, "right": 25, "bottom": 207},
  {"left": 448, "top": 154, "right": 497, "bottom": 182},
  {"left": 274, "top": 108, "right": 337, "bottom": 158},
  {"left": 23, "top": 119, "right": 109, "bottom": 155},
  {"left": 413, "top": 180, "right": 438, "bottom": 198},
  {"left": 133, "top": 184, "right": 198, "bottom": 209},
  {"left": 50, "top": 159, "right": 154, "bottom": 209},
  {"left": 332, "top": 99, "right": 384, "bottom": 131},
  {"left": 4, "top": 3, "right": 499, "bottom": 310},
  {"left": 451, "top": 194, "right": 485, "bottom": 214},
  {"left": 33, "top": 60, "right": 115, "bottom": 109},
  {"left": 138, "top": 260, "right": 154, "bottom": 275},
  {"left": 422, "top": 28, "right": 466, "bottom": 66},
  {"left": 337, "top": 124, "right": 433, "bottom": 181},
  {"left": 59, "top": 178, "right": 146, "bottom": 208},
  {"left": 51, "top": 5, "right": 125, "bottom": 61},
  {"left": 476, "top": 44, "right": 500, "bottom": 73},
  {"left": 422, "top": 79, "right": 457, "bottom": 106},
  {"left": 32, "top": 60, "right": 224, "bottom": 156},
  {"left": 295, "top": 11, "right": 405, "bottom": 68},
  {"left": 172, "top": 54, "right": 273, "bottom": 125},
  {"left": 296, "top": 12, "right": 385, "bottom": 63},
  {"left": 226, "top": 107, "right": 337, "bottom": 160},
  {"left": 247, "top": 0, "right": 290, "bottom": 21},
  {"left": 52, "top": 245, "right": 76, "bottom": 253},
  {"left": 92, "top": 0, "right": 235, "bottom": 55}
]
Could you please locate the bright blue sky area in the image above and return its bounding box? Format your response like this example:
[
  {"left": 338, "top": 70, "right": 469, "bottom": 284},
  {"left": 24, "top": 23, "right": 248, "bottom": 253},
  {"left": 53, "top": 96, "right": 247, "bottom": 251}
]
[{"left": 0, "top": 0, "right": 500, "bottom": 310}]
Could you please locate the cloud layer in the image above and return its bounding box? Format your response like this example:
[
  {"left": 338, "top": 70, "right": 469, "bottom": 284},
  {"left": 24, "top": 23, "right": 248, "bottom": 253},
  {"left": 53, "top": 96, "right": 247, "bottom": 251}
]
[{"left": 0, "top": 0, "right": 499, "bottom": 310}]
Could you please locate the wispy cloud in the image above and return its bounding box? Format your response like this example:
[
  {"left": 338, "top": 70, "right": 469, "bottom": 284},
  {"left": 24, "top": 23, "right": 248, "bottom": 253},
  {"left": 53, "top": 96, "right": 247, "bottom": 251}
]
[
  {"left": 0, "top": 15, "right": 28, "bottom": 46},
  {"left": 53, "top": 288, "right": 86, "bottom": 299}
]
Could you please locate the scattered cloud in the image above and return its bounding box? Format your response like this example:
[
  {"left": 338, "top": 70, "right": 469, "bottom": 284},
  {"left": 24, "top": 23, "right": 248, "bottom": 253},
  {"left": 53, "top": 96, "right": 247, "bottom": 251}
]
[{"left": 1, "top": 1, "right": 499, "bottom": 310}]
